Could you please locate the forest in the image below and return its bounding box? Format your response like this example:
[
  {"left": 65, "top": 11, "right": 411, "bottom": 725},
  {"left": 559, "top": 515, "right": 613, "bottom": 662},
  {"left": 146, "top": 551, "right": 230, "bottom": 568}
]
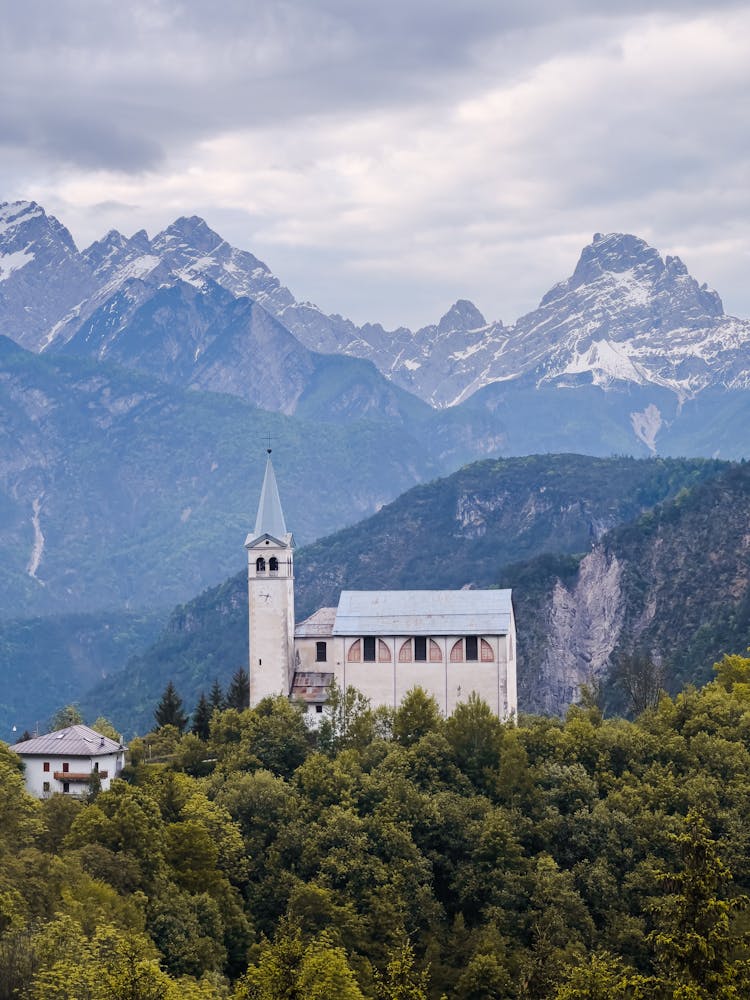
[{"left": 4, "top": 657, "right": 750, "bottom": 999}]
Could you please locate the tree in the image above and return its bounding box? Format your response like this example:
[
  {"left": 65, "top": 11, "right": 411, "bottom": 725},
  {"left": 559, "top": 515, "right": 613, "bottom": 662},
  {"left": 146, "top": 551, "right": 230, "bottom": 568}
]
[
  {"left": 393, "top": 688, "right": 443, "bottom": 747},
  {"left": 48, "top": 705, "right": 83, "bottom": 731},
  {"left": 209, "top": 679, "right": 225, "bottom": 712},
  {"left": 91, "top": 717, "right": 122, "bottom": 741},
  {"left": 191, "top": 693, "right": 212, "bottom": 741},
  {"left": 225, "top": 668, "right": 250, "bottom": 711},
  {"left": 444, "top": 693, "right": 503, "bottom": 791},
  {"left": 154, "top": 682, "right": 187, "bottom": 733},
  {"left": 611, "top": 650, "right": 664, "bottom": 717},
  {"left": 376, "top": 938, "right": 431, "bottom": 1000}
]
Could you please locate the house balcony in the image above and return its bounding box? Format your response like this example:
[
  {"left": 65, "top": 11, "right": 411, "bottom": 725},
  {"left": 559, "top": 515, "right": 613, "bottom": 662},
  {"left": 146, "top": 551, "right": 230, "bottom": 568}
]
[{"left": 53, "top": 770, "right": 108, "bottom": 782}]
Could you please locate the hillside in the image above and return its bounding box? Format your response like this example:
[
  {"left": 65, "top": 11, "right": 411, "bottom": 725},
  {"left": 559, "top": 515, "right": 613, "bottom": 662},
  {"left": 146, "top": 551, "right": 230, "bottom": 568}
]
[
  {"left": 0, "top": 336, "right": 497, "bottom": 619},
  {"left": 79, "top": 454, "right": 727, "bottom": 733}
]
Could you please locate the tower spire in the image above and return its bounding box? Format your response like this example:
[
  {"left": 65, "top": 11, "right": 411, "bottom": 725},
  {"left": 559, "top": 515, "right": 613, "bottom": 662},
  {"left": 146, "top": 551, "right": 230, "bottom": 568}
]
[{"left": 253, "top": 453, "right": 287, "bottom": 540}]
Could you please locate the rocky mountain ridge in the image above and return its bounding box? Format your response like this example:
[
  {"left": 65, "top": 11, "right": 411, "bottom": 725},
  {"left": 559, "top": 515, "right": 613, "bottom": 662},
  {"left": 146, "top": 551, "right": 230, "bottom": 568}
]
[{"left": 3, "top": 201, "right": 750, "bottom": 415}]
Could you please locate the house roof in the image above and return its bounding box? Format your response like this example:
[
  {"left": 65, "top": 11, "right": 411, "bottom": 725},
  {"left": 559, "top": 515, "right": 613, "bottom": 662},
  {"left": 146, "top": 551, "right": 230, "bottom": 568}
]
[
  {"left": 253, "top": 455, "right": 287, "bottom": 540},
  {"left": 294, "top": 607, "right": 337, "bottom": 638},
  {"left": 332, "top": 589, "right": 513, "bottom": 636},
  {"left": 10, "top": 724, "right": 125, "bottom": 757},
  {"left": 291, "top": 671, "right": 334, "bottom": 702}
]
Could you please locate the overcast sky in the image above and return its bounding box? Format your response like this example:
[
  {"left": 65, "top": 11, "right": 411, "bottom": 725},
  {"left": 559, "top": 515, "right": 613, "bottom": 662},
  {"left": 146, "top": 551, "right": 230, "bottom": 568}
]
[{"left": 2, "top": 0, "right": 749, "bottom": 328}]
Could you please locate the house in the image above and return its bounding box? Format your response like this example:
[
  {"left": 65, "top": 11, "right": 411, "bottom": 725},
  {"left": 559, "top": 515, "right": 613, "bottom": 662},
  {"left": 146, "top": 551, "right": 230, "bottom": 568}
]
[
  {"left": 11, "top": 724, "right": 126, "bottom": 797},
  {"left": 245, "top": 453, "right": 518, "bottom": 721}
]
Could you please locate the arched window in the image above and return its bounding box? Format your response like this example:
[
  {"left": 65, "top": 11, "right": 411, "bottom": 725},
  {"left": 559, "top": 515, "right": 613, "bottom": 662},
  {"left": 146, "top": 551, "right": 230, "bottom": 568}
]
[
  {"left": 378, "top": 639, "right": 391, "bottom": 662},
  {"left": 256, "top": 557, "right": 266, "bottom": 572},
  {"left": 347, "top": 640, "right": 361, "bottom": 663},
  {"left": 429, "top": 639, "right": 442, "bottom": 662},
  {"left": 481, "top": 639, "right": 494, "bottom": 662},
  {"left": 450, "top": 639, "right": 463, "bottom": 662},
  {"left": 269, "top": 556, "right": 279, "bottom": 573},
  {"left": 399, "top": 639, "right": 412, "bottom": 662}
]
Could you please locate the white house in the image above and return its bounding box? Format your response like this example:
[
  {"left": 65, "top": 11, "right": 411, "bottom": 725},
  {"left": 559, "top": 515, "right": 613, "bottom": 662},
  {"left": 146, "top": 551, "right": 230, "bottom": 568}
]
[
  {"left": 246, "top": 453, "right": 518, "bottom": 721},
  {"left": 11, "top": 724, "right": 126, "bottom": 797}
]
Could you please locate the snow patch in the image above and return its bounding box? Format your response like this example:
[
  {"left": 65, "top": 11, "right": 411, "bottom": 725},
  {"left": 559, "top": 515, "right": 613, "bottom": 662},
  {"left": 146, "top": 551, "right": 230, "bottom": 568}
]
[
  {"left": 0, "top": 247, "right": 35, "bottom": 281},
  {"left": 26, "top": 496, "right": 45, "bottom": 581},
  {"left": 630, "top": 404, "right": 663, "bottom": 453}
]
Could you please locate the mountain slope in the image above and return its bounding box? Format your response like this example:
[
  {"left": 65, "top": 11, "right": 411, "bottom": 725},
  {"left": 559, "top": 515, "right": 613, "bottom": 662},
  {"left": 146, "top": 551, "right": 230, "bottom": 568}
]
[
  {"left": 0, "top": 336, "right": 483, "bottom": 619},
  {"left": 79, "top": 454, "right": 728, "bottom": 732}
]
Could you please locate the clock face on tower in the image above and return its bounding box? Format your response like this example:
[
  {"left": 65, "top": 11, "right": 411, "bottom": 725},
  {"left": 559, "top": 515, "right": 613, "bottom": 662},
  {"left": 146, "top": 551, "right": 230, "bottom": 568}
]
[{"left": 257, "top": 591, "right": 272, "bottom": 604}]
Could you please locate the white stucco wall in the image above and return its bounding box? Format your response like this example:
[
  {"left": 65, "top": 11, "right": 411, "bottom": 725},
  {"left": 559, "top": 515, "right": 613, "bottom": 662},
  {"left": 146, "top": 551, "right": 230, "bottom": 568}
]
[
  {"left": 19, "top": 750, "right": 125, "bottom": 797},
  {"left": 295, "top": 627, "right": 517, "bottom": 720}
]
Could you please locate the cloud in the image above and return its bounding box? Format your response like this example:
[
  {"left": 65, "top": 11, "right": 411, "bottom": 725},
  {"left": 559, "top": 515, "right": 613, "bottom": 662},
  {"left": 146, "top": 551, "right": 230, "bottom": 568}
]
[{"left": 2, "top": 1, "right": 750, "bottom": 327}]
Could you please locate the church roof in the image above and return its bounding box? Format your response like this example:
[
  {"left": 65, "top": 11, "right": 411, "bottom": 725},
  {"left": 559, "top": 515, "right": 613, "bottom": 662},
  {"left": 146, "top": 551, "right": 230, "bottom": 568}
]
[
  {"left": 11, "top": 724, "right": 125, "bottom": 757},
  {"left": 333, "top": 589, "right": 513, "bottom": 636},
  {"left": 253, "top": 455, "right": 287, "bottom": 540},
  {"left": 295, "top": 608, "right": 337, "bottom": 637}
]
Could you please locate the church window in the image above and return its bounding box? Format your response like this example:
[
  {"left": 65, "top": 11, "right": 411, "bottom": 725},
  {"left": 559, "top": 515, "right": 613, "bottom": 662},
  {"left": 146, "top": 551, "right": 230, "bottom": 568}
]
[
  {"left": 348, "top": 640, "right": 361, "bottom": 662},
  {"left": 363, "top": 637, "right": 376, "bottom": 662},
  {"left": 466, "top": 636, "right": 478, "bottom": 661},
  {"left": 316, "top": 641, "right": 327, "bottom": 662},
  {"left": 430, "top": 639, "right": 442, "bottom": 661},
  {"left": 399, "top": 639, "right": 412, "bottom": 662},
  {"left": 378, "top": 639, "right": 391, "bottom": 662},
  {"left": 256, "top": 557, "right": 266, "bottom": 572},
  {"left": 481, "top": 638, "right": 494, "bottom": 661},
  {"left": 269, "top": 556, "right": 279, "bottom": 573},
  {"left": 414, "top": 636, "right": 427, "bottom": 661},
  {"left": 450, "top": 639, "right": 463, "bottom": 662}
]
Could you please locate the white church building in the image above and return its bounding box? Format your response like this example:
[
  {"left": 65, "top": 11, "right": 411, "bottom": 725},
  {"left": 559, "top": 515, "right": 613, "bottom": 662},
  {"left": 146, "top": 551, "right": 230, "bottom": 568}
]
[{"left": 246, "top": 454, "right": 518, "bottom": 721}]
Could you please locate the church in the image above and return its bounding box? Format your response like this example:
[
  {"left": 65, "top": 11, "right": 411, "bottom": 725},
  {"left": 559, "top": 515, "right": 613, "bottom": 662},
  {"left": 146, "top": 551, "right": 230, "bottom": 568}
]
[{"left": 245, "top": 454, "right": 517, "bottom": 721}]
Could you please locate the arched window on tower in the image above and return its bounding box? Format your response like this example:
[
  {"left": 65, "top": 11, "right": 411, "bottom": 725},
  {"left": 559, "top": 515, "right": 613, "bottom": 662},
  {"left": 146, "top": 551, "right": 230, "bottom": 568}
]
[
  {"left": 269, "top": 556, "right": 279, "bottom": 574},
  {"left": 256, "top": 557, "right": 266, "bottom": 573}
]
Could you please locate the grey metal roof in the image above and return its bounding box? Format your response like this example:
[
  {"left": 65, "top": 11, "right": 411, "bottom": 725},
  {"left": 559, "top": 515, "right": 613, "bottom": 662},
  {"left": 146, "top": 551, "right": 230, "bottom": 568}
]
[
  {"left": 253, "top": 455, "right": 287, "bottom": 540},
  {"left": 10, "top": 724, "right": 125, "bottom": 757},
  {"left": 333, "top": 589, "right": 513, "bottom": 636},
  {"left": 294, "top": 608, "right": 337, "bottom": 637}
]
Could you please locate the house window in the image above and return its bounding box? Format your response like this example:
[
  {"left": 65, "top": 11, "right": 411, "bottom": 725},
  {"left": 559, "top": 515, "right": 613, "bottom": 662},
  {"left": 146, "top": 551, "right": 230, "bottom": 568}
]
[
  {"left": 62, "top": 762, "right": 69, "bottom": 773},
  {"left": 43, "top": 761, "right": 50, "bottom": 772},
  {"left": 414, "top": 636, "right": 427, "bottom": 661},
  {"left": 363, "top": 637, "right": 376, "bottom": 662},
  {"left": 465, "top": 636, "right": 478, "bottom": 661},
  {"left": 63, "top": 782, "right": 70, "bottom": 794},
  {"left": 315, "top": 704, "right": 323, "bottom": 714},
  {"left": 94, "top": 762, "right": 100, "bottom": 772},
  {"left": 43, "top": 781, "right": 50, "bottom": 792},
  {"left": 256, "top": 557, "right": 266, "bottom": 572},
  {"left": 269, "top": 556, "right": 279, "bottom": 573},
  {"left": 316, "top": 641, "right": 327, "bottom": 662}
]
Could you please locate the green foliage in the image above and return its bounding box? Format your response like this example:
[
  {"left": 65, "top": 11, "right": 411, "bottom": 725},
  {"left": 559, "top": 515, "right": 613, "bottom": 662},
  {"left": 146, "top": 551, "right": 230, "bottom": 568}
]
[
  {"left": 8, "top": 669, "right": 750, "bottom": 998},
  {"left": 48, "top": 704, "right": 83, "bottom": 731},
  {"left": 155, "top": 682, "right": 188, "bottom": 733}
]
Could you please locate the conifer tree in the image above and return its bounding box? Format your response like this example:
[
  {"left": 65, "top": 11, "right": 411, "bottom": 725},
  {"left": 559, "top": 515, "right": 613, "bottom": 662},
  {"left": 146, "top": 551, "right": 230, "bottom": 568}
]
[
  {"left": 191, "top": 692, "right": 212, "bottom": 741},
  {"left": 225, "top": 668, "right": 250, "bottom": 711},
  {"left": 154, "top": 681, "right": 187, "bottom": 733},
  {"left": 209, "top": 678, "right": 225, "bottom": 712}
]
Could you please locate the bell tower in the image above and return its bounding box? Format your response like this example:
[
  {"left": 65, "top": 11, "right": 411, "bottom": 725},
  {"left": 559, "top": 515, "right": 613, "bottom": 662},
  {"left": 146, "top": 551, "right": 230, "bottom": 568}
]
[{"left": 245, "top": 451, "right": 295, "bottom": 707}]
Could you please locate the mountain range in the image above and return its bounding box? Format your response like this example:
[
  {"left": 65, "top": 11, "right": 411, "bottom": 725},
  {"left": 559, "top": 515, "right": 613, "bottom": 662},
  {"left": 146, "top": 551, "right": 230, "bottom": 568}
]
[{"left": 3, "top": 201, "right": 750, "bottom": 457}]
